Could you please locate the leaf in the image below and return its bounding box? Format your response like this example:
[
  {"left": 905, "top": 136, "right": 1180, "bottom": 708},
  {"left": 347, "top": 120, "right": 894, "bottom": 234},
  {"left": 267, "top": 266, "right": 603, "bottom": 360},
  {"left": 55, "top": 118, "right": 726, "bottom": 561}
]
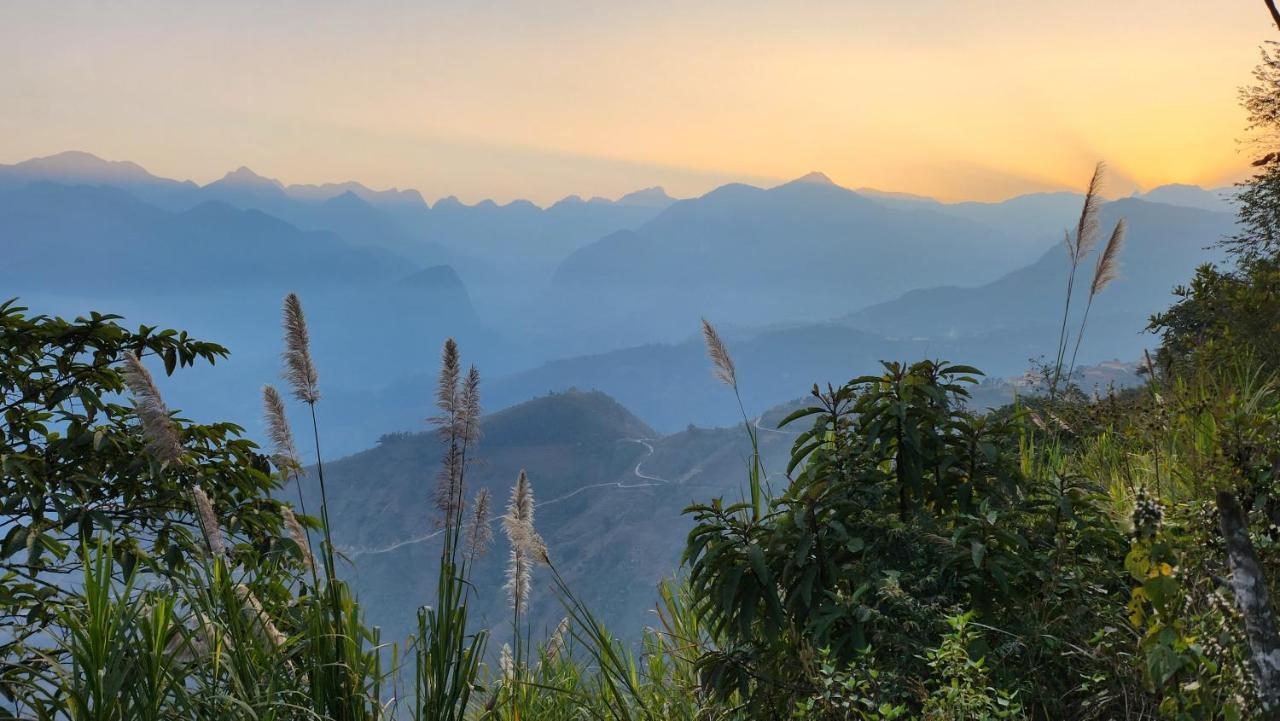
[
  {"left": 1145, "top": 644, "right": 1186, "bottom": 688},
  {"left": 163, "top": 347, "right": 177, "bottom": 375},
  {"left": 1124, "top": 545, "right": 1151, "bottom": 582},
  {"left": 970, "top": 539, "right": 987, "bottom": 569}
]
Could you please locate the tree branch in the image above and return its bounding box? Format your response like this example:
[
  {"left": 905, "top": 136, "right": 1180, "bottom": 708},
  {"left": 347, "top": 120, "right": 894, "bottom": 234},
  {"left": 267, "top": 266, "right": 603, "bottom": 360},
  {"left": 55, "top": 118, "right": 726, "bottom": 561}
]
[
  {"left": 1267, "top": 0, "right": 1280, "bottom": 33},
  {"left": 1218, "top": 488, "right": 1280, "bottom": 717}
]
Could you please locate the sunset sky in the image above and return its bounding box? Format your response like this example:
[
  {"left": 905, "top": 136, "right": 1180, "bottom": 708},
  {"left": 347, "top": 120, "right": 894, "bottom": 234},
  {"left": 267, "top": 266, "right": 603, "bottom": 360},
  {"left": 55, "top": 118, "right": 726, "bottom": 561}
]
[{"left": 1, "top": 1, "right": 1272, "bottom": 205}]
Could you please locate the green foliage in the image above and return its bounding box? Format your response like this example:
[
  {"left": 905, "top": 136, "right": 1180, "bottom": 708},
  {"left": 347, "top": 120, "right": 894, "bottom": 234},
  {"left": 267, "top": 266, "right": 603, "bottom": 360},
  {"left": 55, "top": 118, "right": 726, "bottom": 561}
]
[{"left": 920, "top": 613, "right": 1024, "bottom": 721}]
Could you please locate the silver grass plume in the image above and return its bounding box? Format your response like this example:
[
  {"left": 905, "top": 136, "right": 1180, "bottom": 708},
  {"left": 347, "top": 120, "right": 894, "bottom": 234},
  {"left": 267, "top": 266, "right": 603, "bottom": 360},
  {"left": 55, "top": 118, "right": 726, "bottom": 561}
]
[
  {"left": 191, "top": 485, "right": 226, "bottom": 558},
  {"left": 1089, "top": 219, "right": 1126, "bottom": 297},
  {"left": 460, "top": 365, "right": 482, "bottom": 444},
  {"left": 120, "top": 351, "right": 183, "bottom": 464},
  {"left": 544, "top": 617, "right": 570, "bottom": 662},
  {"left": 499, "top": 642, "right": 514, "bottom": 683},
  {"left": 282, "top": 293, "right": 320, "bottom": 404},
  {"left": 503, "top": 474, "right": 532, "bottom": 612},
  {"left": 432, "top": 339, "right": 464, "bottom": 523},
  {"left": 262, "top": 385, "right": 303, "bottom": 474},
  {"left": 700, "top": 318, "right": 737, "bottom": 391},
  {"left": 465, "top": 488, "right": 494, "bottom": 559},
  {"left": 504, "top": 470, "right": 548, "bottom": 613},
  {"left": 433, "top": 339, "right": 461, "bottom": 425},
  {"left": 282, "top": 506, "right": 314, "bottom": 571},
  {"left": 234, "top": 584, "right": 286, "bottom": 650},
  {"left": 1070, "top": 161, "right": 1105, "bottom": 263}
]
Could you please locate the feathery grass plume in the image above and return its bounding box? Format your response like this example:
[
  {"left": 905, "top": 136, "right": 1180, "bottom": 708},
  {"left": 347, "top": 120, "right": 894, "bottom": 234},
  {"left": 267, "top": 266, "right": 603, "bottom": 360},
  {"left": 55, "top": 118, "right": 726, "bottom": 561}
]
[
  {"left": 282, "top": 506, "right": 314, "bottom": 571},
  {"left": 262, "top": 384, "right": 303, "bottom": 474},
  {"left": 544, "top": 617, "right": 570, "bottom": 662},
  {"left": 432, "top": 339, "right": 465, "bottom": 525},
  {"left": 499, "top": 643, "right": 514, "bottom": 683},
  {"left": 1065, "top": 216, "right": 1128, "bottom": 387},
  {"left": 191, "top": 485, "right": 225, "bottom": 558},
  {"left": 120, "top": 351, "right": 183, "bottom": 464},
  {"left": 503, "top": 470, "right": 537, "bottom": 611},
  {"left": 434, "top": 338, "right": 461, "bottom": 423},
  {"left": 700, "top": 318, "right": 737, "bottom": 391},
  {"left": 1072, "top": 161, "right": 1105, "bottom": 263},
  {"left": 1051, "top": 162, "right": 1108, "bottom": 399},
  {"left": 282, "top": 293, "right": 320, "bottom": 404},
  {"left": 702, "top": 317, "right": 767, "bottom": 520},
  {"left": 234, "top": 584, "right": 286, "bottom": 650},
  {"left": 465, "top": 488, "right": 494, "bottom": 560},
  {"left": 1090, "top": 219, "right": 1126, "bottom": 297},
  {"left": 460, "top": 365, "right": 482, "bottom": 443}
]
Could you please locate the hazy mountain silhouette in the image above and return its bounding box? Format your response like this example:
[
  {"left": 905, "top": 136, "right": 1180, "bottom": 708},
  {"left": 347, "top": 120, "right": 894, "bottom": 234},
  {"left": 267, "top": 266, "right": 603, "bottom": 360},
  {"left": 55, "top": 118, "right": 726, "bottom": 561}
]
[
  {"left": 1135, "top": 183, "right": 1237, "bottom": 213},
  {"left": 0, "top": 179, "right": 496, "bottom": 455},
  {"left": 547, "top": 172, "right": 1031, "bottom": 342},
  {"left": 841, "top": 198, "right": 1234, "bottom": 342},
  {"left": 0, "top": 150, "right": 1239, "bottom": 447},
  {"left": 0, "top": 151, "right": 199, "bottom": 208},
  {"left": 466, "top": 198, "right": 1233, "bottom": 432}
]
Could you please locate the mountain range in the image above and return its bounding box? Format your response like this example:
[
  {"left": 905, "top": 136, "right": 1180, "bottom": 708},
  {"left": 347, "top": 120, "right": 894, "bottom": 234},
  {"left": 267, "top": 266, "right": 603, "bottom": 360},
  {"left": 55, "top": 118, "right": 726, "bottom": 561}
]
[{"left": 0, "top": 150, "right": 1238, "bottom": 450}]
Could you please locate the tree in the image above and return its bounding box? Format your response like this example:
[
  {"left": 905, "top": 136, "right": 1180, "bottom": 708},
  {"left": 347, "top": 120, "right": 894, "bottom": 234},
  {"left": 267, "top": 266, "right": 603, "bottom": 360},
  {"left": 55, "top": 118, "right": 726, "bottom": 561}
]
[{"left": 0, "top": 299, "right": 290, "bottom": 700}]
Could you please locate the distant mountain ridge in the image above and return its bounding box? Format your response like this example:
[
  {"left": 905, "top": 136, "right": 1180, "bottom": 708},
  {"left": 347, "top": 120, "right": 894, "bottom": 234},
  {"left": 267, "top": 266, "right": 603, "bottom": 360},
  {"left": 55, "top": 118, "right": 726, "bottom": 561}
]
[
  {"left": 546, "top": 172, "right": 1045, "bottom": 342},
  {"left": 0, "top": 149, "right": 1239, "bottom": 451}
]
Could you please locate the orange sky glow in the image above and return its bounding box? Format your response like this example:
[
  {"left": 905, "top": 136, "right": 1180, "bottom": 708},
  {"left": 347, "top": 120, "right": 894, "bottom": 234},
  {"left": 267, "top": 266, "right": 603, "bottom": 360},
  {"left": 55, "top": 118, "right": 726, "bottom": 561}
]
[{"left": 0, "top": 1, "right": 1273, "bottom": 204}]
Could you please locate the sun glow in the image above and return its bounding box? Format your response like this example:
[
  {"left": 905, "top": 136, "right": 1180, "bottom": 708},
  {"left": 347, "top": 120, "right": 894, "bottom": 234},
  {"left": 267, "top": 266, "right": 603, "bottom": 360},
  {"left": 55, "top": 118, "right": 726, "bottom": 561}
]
[{"left": 0, "top": 0, "right": 1267, "bottom": 203}]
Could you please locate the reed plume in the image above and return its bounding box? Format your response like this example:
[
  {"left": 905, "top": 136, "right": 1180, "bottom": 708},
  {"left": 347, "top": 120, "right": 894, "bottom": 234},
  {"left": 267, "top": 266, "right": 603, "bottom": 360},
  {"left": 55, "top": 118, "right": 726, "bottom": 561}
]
[
  {"left": 191, "top": 485, "right": 225, "bottom": 558},
  {"left": 432, "top": 339, "right": 466, "bottom": 528},
  {"left": 544, "top": 617, "right": 570, "bottom": 662},
  {"left": 1066, "top": 218, "right": 1127, "bottom": 386},
  {"left": 499, "top": 643, "right": 514, "bottom": 682},
  {"left": 700, "top": 318, "right": 737, "bottom": 391},
  {"left": 504, "top": 470, "right": 546, "bottom": 613},
  {"left": 434, "top": 339, "right": 461, "bottom": 424},
  {"left": 234, "top": 584, "right": 286, "bottom": 650},
  {"left": 262, "top": 384, "right": 303, "bottom": 474},
  {"left": 282, "top": 293, "right": 320, "bottom": 404},
  {"left": 120, "top": 351, "right": 183, "bottom": 464},
  {"left": 701, "top": 318, "right": 766, "bottom": 520},
  {"left": 1070, "top": 161, "right": 1105, "bottom": 263},
  {"left": 282, "top": 506, "right": 315, "bottom": 571},
  {"left": 1051, "top": 162, "right": 1107, "bottom": 398},
  {"left": 1090, "top": 219, "right": 1126, "bottom": 297},
  {"left": 460, "top": 365, "right": 482, "bottom": 444},
  {"left": 465, "top": 488, "right": 493, "bottom": 560}
]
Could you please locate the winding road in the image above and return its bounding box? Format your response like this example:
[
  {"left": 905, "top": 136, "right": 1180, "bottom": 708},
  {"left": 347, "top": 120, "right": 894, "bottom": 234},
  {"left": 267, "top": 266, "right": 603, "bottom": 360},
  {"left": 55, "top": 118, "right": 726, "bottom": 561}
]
[{"left": 344, "top": 437, "right": 669, "bottom": 558}]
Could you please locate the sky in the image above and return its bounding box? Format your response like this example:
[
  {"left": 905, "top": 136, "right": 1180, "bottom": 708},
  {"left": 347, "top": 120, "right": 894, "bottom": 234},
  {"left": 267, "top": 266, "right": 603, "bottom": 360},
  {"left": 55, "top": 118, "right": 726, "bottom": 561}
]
[{"left": 0, "top": 1, "right": 1273, "bottom": 205}]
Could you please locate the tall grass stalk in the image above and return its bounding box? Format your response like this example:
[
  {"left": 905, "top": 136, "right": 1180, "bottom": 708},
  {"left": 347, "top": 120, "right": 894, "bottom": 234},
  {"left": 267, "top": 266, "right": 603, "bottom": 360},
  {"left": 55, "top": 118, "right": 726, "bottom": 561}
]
[
  {"left": 701, "top": 318, "right": 766, "bottom": 522},
  {"left": 1049, "top": 162, "right": 1105, "bottom": 399}
]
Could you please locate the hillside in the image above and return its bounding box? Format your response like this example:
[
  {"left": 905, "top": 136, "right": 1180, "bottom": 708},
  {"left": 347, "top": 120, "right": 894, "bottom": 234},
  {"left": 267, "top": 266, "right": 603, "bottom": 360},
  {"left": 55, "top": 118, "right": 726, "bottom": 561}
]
[{"left": 303, "top": 388, "right": 794, "bottom": 646}]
